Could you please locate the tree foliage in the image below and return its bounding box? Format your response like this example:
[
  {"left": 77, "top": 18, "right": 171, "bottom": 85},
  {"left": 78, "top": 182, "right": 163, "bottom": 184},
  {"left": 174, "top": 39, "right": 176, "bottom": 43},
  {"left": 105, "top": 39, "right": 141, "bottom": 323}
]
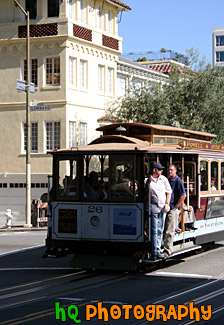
[{"left": 109, "top": 51, "right": 224, "bottom": 143}]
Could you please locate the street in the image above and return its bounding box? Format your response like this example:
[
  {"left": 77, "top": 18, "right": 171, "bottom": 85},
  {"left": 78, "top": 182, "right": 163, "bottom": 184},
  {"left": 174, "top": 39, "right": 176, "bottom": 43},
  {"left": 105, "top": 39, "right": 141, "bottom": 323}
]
[{"left": 0, "top": 231, "right": 224, "bottom": 324}]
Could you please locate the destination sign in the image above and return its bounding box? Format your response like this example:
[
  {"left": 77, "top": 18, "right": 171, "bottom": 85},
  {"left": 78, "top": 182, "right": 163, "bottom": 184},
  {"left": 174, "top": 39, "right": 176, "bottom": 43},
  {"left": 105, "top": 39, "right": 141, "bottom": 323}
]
[
  {"left": 184, "top": 141, "right": 224, "bottom": 151},
  {"left": 58, "top": 209, "right": 77, "bottom": 233}
]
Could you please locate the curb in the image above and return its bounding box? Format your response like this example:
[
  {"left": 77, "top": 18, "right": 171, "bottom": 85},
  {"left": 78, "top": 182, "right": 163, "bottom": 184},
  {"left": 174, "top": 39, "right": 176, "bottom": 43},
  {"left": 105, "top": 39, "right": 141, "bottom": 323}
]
[{"left": 0, "top": 226, "right": 47, "bottom": 232}]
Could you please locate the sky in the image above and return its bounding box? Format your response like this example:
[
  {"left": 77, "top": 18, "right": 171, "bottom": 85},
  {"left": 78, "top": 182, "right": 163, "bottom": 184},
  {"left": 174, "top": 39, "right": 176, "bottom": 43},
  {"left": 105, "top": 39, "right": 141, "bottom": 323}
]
[{"left": 118, "top": 0, "right": 224, "bottom": 64}]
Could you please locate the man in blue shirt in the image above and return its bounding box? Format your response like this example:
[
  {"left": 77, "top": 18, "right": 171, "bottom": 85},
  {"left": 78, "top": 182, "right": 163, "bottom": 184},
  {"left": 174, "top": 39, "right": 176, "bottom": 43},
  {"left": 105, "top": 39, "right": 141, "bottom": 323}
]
[{"left": 163, "top": 164, "right": 186, "bottom": 256}]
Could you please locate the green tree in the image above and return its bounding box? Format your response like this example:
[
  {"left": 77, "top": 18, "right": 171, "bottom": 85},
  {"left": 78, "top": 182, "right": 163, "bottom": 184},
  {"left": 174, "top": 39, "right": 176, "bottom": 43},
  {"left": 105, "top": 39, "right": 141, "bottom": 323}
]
[
  {"left": 164, "top": 63, "right": 224, "bottom": 142},
  {"left": 109, "top": 82, "right": 169, "bottom": 125},
  {"left": 109, "top": 51, "right": 224, "bottom": 143}
]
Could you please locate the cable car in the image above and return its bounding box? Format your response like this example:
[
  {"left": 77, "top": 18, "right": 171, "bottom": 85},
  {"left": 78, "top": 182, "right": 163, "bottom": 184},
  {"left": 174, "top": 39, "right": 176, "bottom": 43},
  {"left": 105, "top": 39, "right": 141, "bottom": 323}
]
[{"left": 44, "top": 123, "right": 224, "bottom": 270}]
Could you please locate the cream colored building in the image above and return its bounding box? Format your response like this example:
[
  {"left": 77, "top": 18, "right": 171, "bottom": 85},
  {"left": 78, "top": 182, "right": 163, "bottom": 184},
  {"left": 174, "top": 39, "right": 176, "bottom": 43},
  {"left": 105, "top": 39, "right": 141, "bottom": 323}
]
[
  {"left": 0, "top": 0, "right": 131, "bottom": 225},
  {"left": 117, "top": 57, "right": 169, "bottom": 98},
  {"left": 0, "top": 1, "right": 169, "bottom": 226}
]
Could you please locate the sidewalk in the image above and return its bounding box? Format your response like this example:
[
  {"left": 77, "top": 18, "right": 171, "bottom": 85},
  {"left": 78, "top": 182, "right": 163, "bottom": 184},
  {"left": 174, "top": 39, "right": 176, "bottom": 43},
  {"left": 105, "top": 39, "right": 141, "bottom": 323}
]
[{"left": 0, "top": 225, "right": 47, "bottom": 232}]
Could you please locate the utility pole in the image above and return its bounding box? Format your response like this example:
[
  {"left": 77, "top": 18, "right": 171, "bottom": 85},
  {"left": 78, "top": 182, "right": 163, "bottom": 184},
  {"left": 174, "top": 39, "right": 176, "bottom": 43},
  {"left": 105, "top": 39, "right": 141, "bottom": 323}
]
[{"left": 14, "top": 0, "right": 32, "bottom": 227}]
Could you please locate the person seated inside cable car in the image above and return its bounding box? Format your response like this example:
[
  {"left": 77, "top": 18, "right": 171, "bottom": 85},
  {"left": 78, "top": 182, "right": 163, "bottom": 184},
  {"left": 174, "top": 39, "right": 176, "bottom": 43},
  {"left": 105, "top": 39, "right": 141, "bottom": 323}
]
[
  {"left": 128, "top": 180, "right": 138, "bottom": 197},
  {"left": 97, "top": 180, "right": 108, "bottom": 201},
  {"left": 84, "top": 176, "right": 99, "bottom": 201},
  {"left": 111, "top": 177, "right": 131, "bottom": 197},
  {"left": 200, "top": 170, "right": 208, "bottom": 191},
  {"left": 211, "top": 177, "right": 217, "bottom": 191},
  {"left": 222, "top": 178, "right": 224, "bottom": 190},
  {"left": 61, "top": 175, "right": 72, "bottom": 195},
  {"left": 89, "top": 171, "right": 99, "bottom": 191}
]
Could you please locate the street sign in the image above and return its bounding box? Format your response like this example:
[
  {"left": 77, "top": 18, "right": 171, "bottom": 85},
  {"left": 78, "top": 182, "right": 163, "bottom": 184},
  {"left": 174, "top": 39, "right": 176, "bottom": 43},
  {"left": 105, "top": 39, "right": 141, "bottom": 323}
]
[
  {"left": 30, "top": 100, "right": 38, "bottom": 107},
  {"left": 30, "top": 104, "right": 52, "bottom": 111},
  {"left": 16, "top": 79, "right": 35, "bottom": 94}
]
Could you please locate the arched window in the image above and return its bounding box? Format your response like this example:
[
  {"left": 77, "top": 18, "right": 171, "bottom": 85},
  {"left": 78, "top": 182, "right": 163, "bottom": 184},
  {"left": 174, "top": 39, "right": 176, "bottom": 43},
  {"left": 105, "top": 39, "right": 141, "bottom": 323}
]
[
  {"left": 200, "top": 160, "right": 208, "bottom": 191},
  {"left": 211, "top": 160, "right": 219, "bottom": 191},
  {"left": 221, "top": 161, "right": 224, "bottom": 191}
]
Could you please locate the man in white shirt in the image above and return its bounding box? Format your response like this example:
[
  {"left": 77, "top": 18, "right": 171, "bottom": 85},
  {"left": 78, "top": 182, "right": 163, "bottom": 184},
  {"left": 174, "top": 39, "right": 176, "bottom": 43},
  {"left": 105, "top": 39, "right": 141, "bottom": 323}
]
[{"left": 148, "top": 162, "right": 172, "bottom": 260}]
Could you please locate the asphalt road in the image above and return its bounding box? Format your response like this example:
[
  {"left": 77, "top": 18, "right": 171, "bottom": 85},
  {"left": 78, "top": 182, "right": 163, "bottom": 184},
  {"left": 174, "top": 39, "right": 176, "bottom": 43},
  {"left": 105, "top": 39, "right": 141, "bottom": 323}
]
[
  {"left": 0, "top": 231, "right": 223, "bottom": 324},
  {"left": 0, "top": 230, "right": 46, "bottom": 256}
]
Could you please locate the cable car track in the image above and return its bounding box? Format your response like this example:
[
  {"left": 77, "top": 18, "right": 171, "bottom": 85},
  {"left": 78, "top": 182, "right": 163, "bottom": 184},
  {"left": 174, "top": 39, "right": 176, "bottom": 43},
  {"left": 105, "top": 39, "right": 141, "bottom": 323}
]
[{"left": 0, "top": 269, "right": 126, "bottom": 311}]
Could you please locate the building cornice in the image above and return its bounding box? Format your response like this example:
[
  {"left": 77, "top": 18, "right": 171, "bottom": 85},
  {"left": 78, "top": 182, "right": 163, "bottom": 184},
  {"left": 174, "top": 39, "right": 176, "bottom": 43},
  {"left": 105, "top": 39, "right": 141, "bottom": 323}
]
[
  {"left": 106, "top": 0, "right": 131, "bottom": 11},
  {"left": 117, "top": 58, "right": 169, "bottom": 81}
]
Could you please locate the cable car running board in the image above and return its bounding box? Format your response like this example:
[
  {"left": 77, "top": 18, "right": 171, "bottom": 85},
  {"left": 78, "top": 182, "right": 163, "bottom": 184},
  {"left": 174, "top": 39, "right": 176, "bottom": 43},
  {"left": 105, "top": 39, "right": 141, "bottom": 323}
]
[{"left": 142, "top": 245, "right": 202, "bottom": 264}]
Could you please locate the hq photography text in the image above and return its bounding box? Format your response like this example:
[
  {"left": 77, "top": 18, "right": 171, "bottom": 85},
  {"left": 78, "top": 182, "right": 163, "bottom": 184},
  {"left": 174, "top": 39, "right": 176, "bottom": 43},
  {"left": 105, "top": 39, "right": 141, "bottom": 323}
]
[{"left": 55, "top": 301, "right": 212, "bottom": 323}]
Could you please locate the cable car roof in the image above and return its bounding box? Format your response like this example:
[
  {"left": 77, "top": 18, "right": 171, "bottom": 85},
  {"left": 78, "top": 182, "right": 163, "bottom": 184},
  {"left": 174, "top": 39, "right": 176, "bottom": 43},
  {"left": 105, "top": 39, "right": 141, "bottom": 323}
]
[
  {"left": 51, "top": 134, "right": 224, "bottom": 156},
  {"left": 96, "top": 122, "right": 217, "bottom": 139}
]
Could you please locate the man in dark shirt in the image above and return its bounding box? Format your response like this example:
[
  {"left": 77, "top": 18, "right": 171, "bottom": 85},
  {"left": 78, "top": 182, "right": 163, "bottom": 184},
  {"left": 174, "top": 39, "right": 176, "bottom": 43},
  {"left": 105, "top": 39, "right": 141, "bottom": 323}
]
[{"left": 163, "top": 164, "right": 186, "bottom": 256}]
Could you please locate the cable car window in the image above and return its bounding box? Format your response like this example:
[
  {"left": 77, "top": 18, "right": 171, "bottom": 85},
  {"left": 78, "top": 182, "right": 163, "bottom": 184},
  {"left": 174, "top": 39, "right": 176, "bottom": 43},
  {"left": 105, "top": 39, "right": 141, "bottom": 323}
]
[
  {"left": 110, "top": 155, "right": 137, "bottom": 200},
  {"left": 184, "top": 162, "right": 195, "bottom": 195},
  {"left": 88, "top": 155, "right": 101, "bottom": 174},
  {"left": 154, "top": 137, "right": 165, "bottom": 144},
  {"left": 221, "top": 162, "right": 224, "bottom": 190},
  {"left": 167, "top": 138, "right": 178, "bottom": 144},
  {"left": 83, "top": 155, "right": 109, "bottom": 201},
  {"left": 58, "top": 159, "right": 78, "bottom": 198},
  {"left": 200, "top": 160, "right": 208, "bottom": 191},
  {"left": 129, "top": 126, "right": 151, "bottom": 135},
  {"left": 206, "top": 196, "right": 224, "bottom": 218},
  {"left": 211, "top": 161, "right": 218, "bottom": 191}
]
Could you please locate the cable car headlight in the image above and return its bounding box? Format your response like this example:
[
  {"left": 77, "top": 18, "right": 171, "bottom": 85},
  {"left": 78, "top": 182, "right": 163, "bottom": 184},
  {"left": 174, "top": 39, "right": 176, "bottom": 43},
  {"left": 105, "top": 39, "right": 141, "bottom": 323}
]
[{"left": 90, "top": 215, "right": 100, "bottom": 228}]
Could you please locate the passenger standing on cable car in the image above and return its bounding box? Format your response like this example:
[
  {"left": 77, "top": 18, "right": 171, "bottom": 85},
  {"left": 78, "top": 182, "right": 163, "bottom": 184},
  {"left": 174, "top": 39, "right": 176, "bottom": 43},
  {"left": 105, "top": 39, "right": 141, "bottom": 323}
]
[
  {"left": 147, "top": 162, "right": 172, "bottom": 261},
  {"left": 163, "top": 164, "right": 186, "bottom": 256}
]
